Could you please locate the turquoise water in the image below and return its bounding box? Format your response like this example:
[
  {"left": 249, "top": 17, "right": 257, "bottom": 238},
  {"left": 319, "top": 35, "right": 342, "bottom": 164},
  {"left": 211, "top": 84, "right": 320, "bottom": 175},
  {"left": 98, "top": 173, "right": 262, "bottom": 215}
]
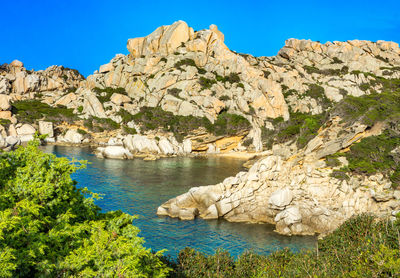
[{"left": 42, "top": 145, "right": 316, "bottom": 258}]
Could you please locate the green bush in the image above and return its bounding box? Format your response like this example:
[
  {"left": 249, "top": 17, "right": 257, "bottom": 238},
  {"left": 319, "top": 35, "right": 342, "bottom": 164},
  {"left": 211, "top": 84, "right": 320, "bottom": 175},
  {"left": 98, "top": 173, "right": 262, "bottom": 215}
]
[
  {"left": 122, "top": 125, "right": 137, "bottom": 135},
  {"left": 130, "top": 107, "right": 250, "bottom": 141},
  {"left": 84, "top": 116, "right": 120, "bottom": 132},
  {"left": 306, "top": 84, "right": 331, "bottom": 108},
  {"left": 12, "top": 100, "right": 77, "bottom": 124},
  {"left": 0, "top": 141, "right": 170, "bottom": 277},
  {"left": 166, "top": 214, "right": 400, "bottom": 277},
  {"left": 199, "top": 77, "right": 217, "bottom": 90},
  {"left": 331, "top": 89, "right": 400, "bottom": 127},
  {"left": 344, "top": 130, "right": 400, "bottom": 179},
  {"left": 211, "top": 112, "right": 251, "bottom": 136},
  {"left": 93, "top": 87, "right": 128, "bottom": 104},
  {"left": 77, "top": 128, "right": 87, "bottom": 135},
  {"left": 117, "top": 108, "right": 135, "bottom": 124},
  {"left": 218, "top": 95, "right": 231, "bottom": 101},
  {"left": 167, "top": 88, "right": 183, "bottom": 100}
]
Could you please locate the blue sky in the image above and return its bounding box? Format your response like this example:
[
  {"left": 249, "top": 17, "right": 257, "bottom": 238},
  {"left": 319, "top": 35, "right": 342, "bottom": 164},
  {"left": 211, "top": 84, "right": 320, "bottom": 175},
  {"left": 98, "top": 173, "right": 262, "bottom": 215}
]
[{"left": 2, "top": 0, "right": 400, "bottom": 76}]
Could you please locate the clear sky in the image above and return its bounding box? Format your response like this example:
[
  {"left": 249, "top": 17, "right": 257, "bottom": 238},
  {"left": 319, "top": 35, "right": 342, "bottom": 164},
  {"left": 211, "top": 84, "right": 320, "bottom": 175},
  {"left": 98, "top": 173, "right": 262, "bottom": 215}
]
[{"left": 2, "top": 0, "right": 400, "bottom": 76}]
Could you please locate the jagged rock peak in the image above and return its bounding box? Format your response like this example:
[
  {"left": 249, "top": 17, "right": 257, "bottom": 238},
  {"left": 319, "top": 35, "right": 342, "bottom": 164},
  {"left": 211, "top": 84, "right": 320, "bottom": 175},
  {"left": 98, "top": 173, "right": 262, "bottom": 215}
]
[{"left": 126, "top": 20, "right": 226, "bottom": 58}]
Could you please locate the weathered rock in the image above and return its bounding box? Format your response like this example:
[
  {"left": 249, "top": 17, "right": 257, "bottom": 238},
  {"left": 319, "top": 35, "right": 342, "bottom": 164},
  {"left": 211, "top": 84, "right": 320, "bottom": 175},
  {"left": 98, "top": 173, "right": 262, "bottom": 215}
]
[
  {"left": 16, "top": 124, "right": 36, "bottom": 135},
  {"left": 97, "top": 146, "right": 132, "bottom": 159},
  {"left": 0, "top": 94, "right": 11, "bottom": 111},
  {"left": 38, "top": 121, "right": 54, "bottom": 138},
  {"left": 60, "top": 129, "right": 83, "bottom": 144},
  {"left": 124, "top": 134, "right": 160, "bottom": 154},
  {"left": 268, "top": 188, "right": 293, "bottom": 209},
  {"left": 158, "top": 137, "right": 175, "bottom": 155},
  {"left": 110, "top": 93, "right": 131, "bottom": 105}
]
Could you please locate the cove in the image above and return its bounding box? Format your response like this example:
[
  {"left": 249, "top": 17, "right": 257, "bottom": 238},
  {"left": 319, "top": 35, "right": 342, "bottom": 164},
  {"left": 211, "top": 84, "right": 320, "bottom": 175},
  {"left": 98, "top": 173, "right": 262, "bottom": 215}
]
[{"left": 41, "top": 145, "right": 316, "bottom": 258}]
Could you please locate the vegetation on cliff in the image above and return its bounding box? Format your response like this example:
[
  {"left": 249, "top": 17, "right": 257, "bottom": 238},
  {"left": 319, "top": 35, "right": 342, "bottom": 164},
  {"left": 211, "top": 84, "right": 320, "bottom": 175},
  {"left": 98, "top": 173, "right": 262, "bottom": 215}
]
[{"left": 12, "top": 100, "right": 77, "bottom": 124}]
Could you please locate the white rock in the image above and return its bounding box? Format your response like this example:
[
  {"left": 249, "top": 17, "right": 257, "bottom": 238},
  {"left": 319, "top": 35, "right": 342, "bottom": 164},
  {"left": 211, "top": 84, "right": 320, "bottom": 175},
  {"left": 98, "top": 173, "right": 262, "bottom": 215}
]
[
  {"left": 16, "top": 124, "right": 36, "bottom": 135},
  {"left": 38, "top": 121, "right": 54, "bottom": 138},
  {"left": 62, "top": 130, "right": 83, "bottom": 144},
  {"left": 98, "top": 146, "right": 131, "bottom": 159},
  {"left": 124, "top": 134, "right": 160, "bottom": 154},
  {"left": 268, "top": 188, "right": 293, "bottom": 209},
  {"left": 158, "top": 137, "right": 175, "bottom": 155},
  {"left": 182, "top": 139, "right": 192, "bottom": 153}
]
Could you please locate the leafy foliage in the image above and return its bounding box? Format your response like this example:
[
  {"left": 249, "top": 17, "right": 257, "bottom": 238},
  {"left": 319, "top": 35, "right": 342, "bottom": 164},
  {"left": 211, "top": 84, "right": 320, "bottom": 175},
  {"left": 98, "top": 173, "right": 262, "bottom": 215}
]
[
  {"left": 166, "top": 214, "right": 400, "bottom": 277},
  {"left": 0, "top": 141, "right": 170, "bottom": 277},
  {"left": 12, "top": 100, "right": 77, "bottom": 124},
  {"left": 130, "top": 107, "right": 250, "bottom": 141},
  {"left": 83, "top": 116, "right": 120, "bottom": 132},
  {"left": 262, "top": 112, "right": 324, "bottom": 149},
  {"left": 331, "top": 90, "right": 400, "bottom": 127}
]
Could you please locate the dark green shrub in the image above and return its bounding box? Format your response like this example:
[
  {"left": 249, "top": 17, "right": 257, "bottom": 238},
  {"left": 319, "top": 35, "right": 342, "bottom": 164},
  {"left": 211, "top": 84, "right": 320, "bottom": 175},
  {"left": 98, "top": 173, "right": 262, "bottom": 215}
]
[
  {"left": 218, "top": 95, "right": 230, "bottom": 101},
  {"left": 331, "top": 57, "right": 343, "bottom": 64},
  {"left": 167, "top": 214, "right": 400, "bottom": 277},
  {"left": 84, "top": 116, "right": 120, "bottom": 132},
  {"left": 174, "top": 58, "right": 196, "bottom": 70},
  {"left": 12, "top": 100, "right": 77, "bottom": 124},
  {"left": 330, "top": 169, "right": 350, "bottom": 180},
  {"left": 122, "top": 125, "right": 137, "bottom": 135},
  {"left": 212, "top": 112, "right": 251, "bottom": 136},
  {"left": 131, "top": 107, "right": 250, "bottom": 141},
  {"left": 93, "top": 87, "right": 128, "bottom": 103},
  {"left": 199, "top": 77, "right": 217, "bottom": 90},
  {"left": 167, "top": 88, "right": 183, "bottom": 100},
  {"left": 77, "top": 128, "right": 87, "bottom": 135},
  {"left": 306, "top": 84, "right": 331, "bottom": 108},
  {"left": 197, "top": 68, "right": 207, "bottom": 74}
]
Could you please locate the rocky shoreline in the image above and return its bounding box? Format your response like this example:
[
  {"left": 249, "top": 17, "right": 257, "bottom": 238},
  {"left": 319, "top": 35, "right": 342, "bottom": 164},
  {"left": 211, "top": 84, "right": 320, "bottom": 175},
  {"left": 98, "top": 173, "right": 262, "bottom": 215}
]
[{"left": 1, "top": 20, "right": 400, "bottom": 237}]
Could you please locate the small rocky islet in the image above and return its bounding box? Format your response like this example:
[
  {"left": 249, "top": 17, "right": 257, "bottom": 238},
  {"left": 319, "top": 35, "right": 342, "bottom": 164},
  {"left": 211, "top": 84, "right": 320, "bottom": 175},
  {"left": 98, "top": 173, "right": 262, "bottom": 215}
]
[{"left": 1, "top": 20, "right": 400, "bottom": 238}]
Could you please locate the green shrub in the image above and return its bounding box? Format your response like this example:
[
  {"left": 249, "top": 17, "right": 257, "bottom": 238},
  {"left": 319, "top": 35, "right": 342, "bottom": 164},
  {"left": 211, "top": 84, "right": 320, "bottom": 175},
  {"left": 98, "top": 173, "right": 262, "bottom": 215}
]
[
  {"left": 12, "top": 100, "right": 77, "bottom": 124},
  {"left": 167, "top": 88, "right": 183, "bottom": 100},
  {"left": 331, "top": 57, "right": 343, "bottom": 64},
  {"left": 77, "top": 106, "right": 83, "bottom": 113},
  {"left": 167, "top": 214, "right": 400, "bottom": 277},
  {"left": 197, "top": 68, "right": 207, "bottom": 74},
  {"left": 199, "top": 77, "right": 217, "bottom": 90},
  {"left": 331, "top": 89, "right": 400, "bottom": 127},
  {"left": 218, "top": 95, "right": 231, "bottom": 101},
  {"left": 0, "top": 119, "right": 11, "bottom": 126},
  {"left": 84, "top": 116, "right": 120, "bottom": 132},
  {"left": 117, "top": 108, "right": 135, "bottom": 124},
  {"left": 174, "top": 58, "right": 196, "bottom": 70},
  {"left": 131, "top": 107, "right": 250, "bottom": 141},
  {"left": 93, "top": 87, "right": 128, "bottom": 103},
  {"left": 0, "top": 141, "right": 170, "bottom": 277},
  {"left": 122, "top": 125, "right": 137, "bottom": 135},
  {"left": 306, "top": 84, "right": 331, "bottom": 108},
  {"left": 77, "top": 128, "right": 87, "bottom": 135},
  {"left": 213, "top": 72, "right": 241, "bottom": 84},
  {"left": 344, "top": 130, "right": 400, "bottom": 178},
  {"left": 212, "top": 112, "right": 251, "bottom": 136}
]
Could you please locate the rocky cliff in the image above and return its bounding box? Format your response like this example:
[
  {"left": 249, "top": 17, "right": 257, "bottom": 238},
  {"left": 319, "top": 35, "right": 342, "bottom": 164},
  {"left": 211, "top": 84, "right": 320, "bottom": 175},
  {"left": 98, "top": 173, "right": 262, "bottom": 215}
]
[{"left": 1, "top": 21, "right": 400, "bottom": 236}]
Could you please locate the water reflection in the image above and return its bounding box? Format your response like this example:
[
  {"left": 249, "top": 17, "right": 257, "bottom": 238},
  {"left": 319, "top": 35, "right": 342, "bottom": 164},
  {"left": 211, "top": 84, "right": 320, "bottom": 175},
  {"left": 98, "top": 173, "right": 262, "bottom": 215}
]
[{"left": 41, "top": 145, "right": 316, "bottom": 258}]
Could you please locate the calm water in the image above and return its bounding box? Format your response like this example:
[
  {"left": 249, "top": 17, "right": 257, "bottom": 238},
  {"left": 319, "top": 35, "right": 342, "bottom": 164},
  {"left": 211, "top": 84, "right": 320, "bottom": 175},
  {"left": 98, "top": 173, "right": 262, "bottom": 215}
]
[{"left": 41, "top": 145, "right": 316, "bottom": 257}]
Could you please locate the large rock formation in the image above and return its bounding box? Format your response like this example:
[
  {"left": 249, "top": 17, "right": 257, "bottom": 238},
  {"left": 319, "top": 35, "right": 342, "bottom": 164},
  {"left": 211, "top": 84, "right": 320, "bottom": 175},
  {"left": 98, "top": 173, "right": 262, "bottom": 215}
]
[{"left": 158, "top": 117, "right": 400, "bottom": 236}]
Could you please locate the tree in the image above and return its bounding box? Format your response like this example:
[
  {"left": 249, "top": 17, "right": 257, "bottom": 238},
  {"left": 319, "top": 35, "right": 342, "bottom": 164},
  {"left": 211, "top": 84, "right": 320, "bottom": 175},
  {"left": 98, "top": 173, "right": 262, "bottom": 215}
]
[{"left": 0, "top": 140, "right": 170, "bottom": 277}]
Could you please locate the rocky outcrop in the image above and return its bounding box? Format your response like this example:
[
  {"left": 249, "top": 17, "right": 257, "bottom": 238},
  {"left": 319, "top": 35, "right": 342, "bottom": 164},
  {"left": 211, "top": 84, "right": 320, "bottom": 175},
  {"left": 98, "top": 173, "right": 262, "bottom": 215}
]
[
  {"left": 0, "top": 60, "right": 84, "bottom": 97},
  {"left": 158, "top": 117, "right": 400, "bottom": 236}
]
